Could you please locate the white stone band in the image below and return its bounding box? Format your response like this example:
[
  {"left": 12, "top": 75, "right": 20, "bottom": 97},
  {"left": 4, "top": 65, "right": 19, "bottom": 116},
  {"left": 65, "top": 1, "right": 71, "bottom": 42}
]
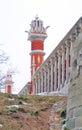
[
  {"left": 30, "top": 50, "right": 45, "bottom": 55},
  {"left": 28, "top": 33, "right": 47, "bottom": 41}
]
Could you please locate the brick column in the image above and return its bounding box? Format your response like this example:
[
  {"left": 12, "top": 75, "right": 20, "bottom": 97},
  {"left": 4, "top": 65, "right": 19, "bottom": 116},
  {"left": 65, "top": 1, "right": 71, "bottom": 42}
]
[
  {"left": 44, "top": 65, "right": 47, "bottom": 92},
  {"left": 62, "top": 45, "right": 65, "bottom": 87},
  {"left": 35, "top": 80, "right": 37, "bottom": 94},
  {"left": 38, "top": 78, "right": 40, "bottom": 93},
  {"left": 50, "top": 58, "right": 54, "bottom": 92},
  {"left": 66, "top": 41, "right": 70, "bottom": 83},
  {"left": 41, "top": 74, "right": 43, "bottom": 93},
  {"left": 47, "top": 64, "right": 50, "bottom": 93},
  {"left": 54, "top": 55, "right": 58, "bottom": 90},
  {"left": 58, "top": 50, "right": 62, "bottom": 90}
]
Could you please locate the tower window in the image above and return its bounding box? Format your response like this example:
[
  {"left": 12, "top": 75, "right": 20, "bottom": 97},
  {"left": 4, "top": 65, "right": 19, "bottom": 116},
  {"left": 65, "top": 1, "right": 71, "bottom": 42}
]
[
  {"left": 34, "top": 20, "right": 36, "bottom": 26},
  {"left": 37, "top": 21, "right": 39, "bottom": 27}
]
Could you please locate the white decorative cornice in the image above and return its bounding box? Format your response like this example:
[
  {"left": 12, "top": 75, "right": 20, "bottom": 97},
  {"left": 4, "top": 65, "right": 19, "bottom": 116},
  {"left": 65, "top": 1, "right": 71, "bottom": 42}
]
[
  {"left": 30, "top": 50, "right": 45, "bottom": 55},
  {"left": 28, "top": 33, "right": 47, "bottom": 41}
]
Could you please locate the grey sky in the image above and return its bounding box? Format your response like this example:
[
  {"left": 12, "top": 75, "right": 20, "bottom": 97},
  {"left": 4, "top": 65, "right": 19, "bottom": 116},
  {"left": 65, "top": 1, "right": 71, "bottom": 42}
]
[{"left": 0, "top": 0, "right": 82, "bottom": 93}]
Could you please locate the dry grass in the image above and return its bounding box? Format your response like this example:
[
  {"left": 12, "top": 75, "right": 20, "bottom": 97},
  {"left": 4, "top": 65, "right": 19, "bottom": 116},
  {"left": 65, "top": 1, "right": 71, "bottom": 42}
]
[{"left": 0, "top": 93, "right": 67, "bottom": 130}]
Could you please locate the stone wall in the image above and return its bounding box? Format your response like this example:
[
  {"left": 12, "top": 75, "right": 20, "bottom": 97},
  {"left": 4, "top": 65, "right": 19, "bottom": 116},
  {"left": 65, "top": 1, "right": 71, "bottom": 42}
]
[{"left": 66, "top": 33, "right": 82, "bottom": 130}]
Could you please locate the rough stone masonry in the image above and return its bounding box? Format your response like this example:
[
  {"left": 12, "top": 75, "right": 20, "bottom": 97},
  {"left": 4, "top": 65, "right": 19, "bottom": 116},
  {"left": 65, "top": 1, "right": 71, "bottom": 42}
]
[{"left": 66, "top": 32, "right": 82, "bottom": 130}]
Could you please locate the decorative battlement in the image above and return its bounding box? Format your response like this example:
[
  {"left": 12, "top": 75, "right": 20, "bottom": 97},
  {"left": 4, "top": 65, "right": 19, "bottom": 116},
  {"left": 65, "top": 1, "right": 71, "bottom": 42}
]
[
  {"left": 29, "top": 15, "right": 48, "bottom": 33},
  {"left": 27, "top": 15, "right": 49, "bottom": 41}
]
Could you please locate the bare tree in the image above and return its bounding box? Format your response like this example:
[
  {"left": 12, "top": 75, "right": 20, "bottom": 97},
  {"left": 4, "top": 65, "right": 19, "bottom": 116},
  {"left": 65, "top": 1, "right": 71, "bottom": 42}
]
[
  {"left": 0, "top": 49, "right": 9, "bottom": 63},
  {"left": 0, "top": 49, "right": 9, "bottom": 92},
  {"left": 0, "top": 45, "right": 19, "bottom": 92}
]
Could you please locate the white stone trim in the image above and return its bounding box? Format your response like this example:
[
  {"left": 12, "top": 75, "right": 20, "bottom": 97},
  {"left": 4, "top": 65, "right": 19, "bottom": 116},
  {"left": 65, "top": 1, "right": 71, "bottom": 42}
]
[
  {"left": 28, "top": 33, "right": 47, "bottom": 41},
  {"left": 30, "top": 50, "right": 45, "bottom": 55}
]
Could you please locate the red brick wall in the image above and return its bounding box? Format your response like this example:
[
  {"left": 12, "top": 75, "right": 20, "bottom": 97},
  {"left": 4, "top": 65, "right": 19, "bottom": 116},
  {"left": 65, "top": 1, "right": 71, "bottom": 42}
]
[{"left": 31, "top": 40, "right": 44, "bottom": 50}]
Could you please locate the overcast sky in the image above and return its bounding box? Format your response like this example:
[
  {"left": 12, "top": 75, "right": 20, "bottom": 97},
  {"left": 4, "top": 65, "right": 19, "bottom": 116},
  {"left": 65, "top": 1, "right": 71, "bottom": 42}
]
[{"left": 0, "top": 0, "right": 82, "bottom": 93}]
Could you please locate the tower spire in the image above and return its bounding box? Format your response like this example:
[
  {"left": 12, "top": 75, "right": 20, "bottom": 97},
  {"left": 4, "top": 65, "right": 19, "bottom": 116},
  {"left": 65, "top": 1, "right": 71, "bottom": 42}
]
[{"left": 35, "top": 14, "right": 39, "bottom": 20}]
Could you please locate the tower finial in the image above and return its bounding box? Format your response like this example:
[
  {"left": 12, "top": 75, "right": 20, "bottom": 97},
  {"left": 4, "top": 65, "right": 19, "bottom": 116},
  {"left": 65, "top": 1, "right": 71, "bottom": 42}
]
[{"left": 35, "top": 14, "right": 39, "bottom": 20}]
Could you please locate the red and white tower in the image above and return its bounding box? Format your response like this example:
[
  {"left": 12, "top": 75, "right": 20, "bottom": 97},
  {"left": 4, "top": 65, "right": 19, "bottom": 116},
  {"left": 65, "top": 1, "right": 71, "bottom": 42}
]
[
  {"left": 5, "top": 71, "right": 14, "bottom": 94},
  {"left": 26, "top": 16, "right": 49, "bottom": 94}
]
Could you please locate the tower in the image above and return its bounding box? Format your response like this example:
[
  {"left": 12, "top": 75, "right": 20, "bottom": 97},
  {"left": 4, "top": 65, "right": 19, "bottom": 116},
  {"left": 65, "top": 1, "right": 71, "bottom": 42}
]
[
  {"left": 5, "top": 71, "right": 14, "bottom": 94},
  {"left": 26, "top": 16, "right": 49, "bottom": 94}
]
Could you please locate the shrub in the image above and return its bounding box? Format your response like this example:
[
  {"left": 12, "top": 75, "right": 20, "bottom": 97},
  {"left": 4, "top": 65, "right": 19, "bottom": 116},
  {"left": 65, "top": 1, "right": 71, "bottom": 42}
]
[
  {"left": 64, "top": 127, "right": 70, "bottom": 130},
  {"left": 34, "top": 111, "right": 39, "bottom": 116},
  {"left": 18, "top": 108, "right": 26, "bottom": 113},
  {"left": 7, "top": 109, "right": 17, "bottom": 114},
  {"left": 0, "top": 120, "right": 3, "bottom": 125},
  {"left": 0, "top": 111, "right": 3, "bottom": 115},
  {"left": 18, "top": 95, "right": 27, "bottom": 101},
  {"left": 60, "top": 109, "right": 66, "bottom": 118},
  {"left": 4, "top": 93, "right": 13, "bottom": 98},
  {"left": 4, "top": 99, "right": 11, "bottom": 105},
  {"left": 10, "top": 109, "right": 17, "bottom": 113},
  {"left": 18, "top": 100, "right": 23, "bottom": 105},
  {"left": 40, "top": 107, "right": 48, "bottom": 111},
  {"left": 62, "top": 120, "right": 66, "bottom": 124},
  {"left": 30, "top": 111, "right": 39, "bottom": 116}
]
